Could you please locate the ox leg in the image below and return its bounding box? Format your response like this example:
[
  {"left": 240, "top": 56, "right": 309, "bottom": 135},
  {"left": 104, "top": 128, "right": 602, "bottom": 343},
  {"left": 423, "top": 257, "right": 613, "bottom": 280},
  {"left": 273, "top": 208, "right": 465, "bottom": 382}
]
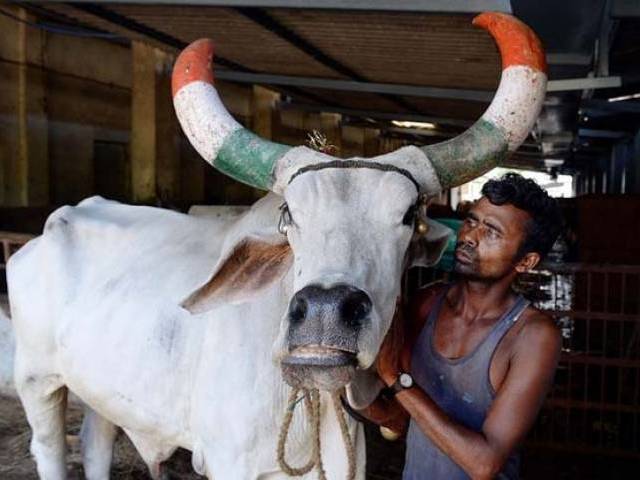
[
  {"left": 16, "top": 377, "right": 68, "bottom": 480},
  {"left": 124, "top": 429, "right": 175, "bottom": 480},
  {"left": 80, "top": 407, "right": 119, "bottom": 480}
]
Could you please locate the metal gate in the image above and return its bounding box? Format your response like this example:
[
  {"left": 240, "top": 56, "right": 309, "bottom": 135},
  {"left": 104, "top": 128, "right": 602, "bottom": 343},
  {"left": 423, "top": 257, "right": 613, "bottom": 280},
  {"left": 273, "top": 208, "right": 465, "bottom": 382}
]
[{"left": 522, "top": 263, "right": 640, "bottom": 459}]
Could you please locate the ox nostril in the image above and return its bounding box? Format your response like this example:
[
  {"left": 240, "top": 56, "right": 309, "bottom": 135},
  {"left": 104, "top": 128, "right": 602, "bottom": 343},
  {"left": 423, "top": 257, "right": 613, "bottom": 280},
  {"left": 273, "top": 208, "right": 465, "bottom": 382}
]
[
  {"left": 288, "top": 295, "right": 308, "bottom": 325},
  {"left": 339, "top": 290, "right": 371, "bottom": 329}
]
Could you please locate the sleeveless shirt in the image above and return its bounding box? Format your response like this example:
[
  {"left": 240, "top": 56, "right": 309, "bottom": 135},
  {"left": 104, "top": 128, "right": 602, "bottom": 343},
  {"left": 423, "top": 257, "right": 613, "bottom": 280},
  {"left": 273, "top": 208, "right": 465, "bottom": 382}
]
[{"left": 403, "top": 286, "right": 530, "bottom": 480}]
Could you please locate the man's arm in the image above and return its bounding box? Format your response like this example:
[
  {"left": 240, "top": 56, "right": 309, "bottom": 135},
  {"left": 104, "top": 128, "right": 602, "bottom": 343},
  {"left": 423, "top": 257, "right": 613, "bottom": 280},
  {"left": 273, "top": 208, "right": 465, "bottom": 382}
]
[
  {"left": 355, "top": 284, "right": 445, "bottom": 434},
  {"left": 391, "top": 313, "right": 561, "bottom": 480}
]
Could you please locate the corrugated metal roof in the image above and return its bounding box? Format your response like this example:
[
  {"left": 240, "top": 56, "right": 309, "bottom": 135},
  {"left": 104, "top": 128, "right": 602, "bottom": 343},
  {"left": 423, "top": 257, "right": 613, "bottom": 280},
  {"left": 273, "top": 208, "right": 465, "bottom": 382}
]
[
  {"left": 38, "top": 3, "right": 502, "bottom": 119},
  {"left": 269, "top": 9, "right": 501, "bottom": 89}
]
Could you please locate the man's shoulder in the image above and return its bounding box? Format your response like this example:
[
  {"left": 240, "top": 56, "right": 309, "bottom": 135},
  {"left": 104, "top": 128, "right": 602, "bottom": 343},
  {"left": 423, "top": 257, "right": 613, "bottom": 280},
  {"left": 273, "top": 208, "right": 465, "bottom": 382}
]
[{"left": 515, "top": 305, "right": 562, "bottom": 356}]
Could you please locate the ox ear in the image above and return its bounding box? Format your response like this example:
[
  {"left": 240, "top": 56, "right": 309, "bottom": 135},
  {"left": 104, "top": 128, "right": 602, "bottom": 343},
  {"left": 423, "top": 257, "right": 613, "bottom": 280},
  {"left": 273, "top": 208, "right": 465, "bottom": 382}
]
[
  {"left": 182, "top": 237, "right": 292, "bottom": 314},
  {"left": 407, "top": 217, "right": 453, "bottom": 269}
]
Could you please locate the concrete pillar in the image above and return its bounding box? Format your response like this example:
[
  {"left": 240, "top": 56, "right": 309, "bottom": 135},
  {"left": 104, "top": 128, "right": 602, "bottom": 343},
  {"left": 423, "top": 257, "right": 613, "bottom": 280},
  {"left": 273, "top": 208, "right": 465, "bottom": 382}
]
[
  {"left": 130, "top": 42, "right": 180, "bottom": 204},
  {"left": 251, "top": 85, "right": 279, "bottom": 139},
  {"left": 0, "top": 7, "right": 48, "bottom": 206},
  {"left": 130, "top": 41, "right": 157, "bottom": 203},
  {"left": 627, "top": 130, "right": 640, "bottom": 194},
  {"left": 320, "top": 112, "right": 342, "bottom": 156},
  {"left": 155, "top": 50, "right": 180, "bottom": 206},
  {"left": 363, "top": 128, "right": 380, "bottom": 157},
  {"left": 609, "top": 141, "right": 628, "bottom": 194}
]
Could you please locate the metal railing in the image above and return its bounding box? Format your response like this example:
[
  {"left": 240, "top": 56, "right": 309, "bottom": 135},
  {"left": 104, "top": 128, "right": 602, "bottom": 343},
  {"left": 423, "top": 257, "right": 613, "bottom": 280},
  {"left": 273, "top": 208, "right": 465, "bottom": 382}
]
[{"left": 523, "top": 263, "right": 640, "bottom": 458}]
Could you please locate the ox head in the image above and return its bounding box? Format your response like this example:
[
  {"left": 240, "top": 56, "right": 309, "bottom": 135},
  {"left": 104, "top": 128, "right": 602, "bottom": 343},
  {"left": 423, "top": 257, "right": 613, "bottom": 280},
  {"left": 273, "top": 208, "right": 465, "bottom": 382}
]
[{"left": 172, "top": 13, "right": 547, "bottom": 392}]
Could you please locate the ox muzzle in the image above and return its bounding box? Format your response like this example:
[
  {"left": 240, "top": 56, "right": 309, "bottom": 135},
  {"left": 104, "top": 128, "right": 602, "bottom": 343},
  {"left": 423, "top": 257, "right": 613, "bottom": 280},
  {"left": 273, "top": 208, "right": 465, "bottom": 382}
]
[{"left": 281, "top": 283, "right": 371, "bottom": 391}]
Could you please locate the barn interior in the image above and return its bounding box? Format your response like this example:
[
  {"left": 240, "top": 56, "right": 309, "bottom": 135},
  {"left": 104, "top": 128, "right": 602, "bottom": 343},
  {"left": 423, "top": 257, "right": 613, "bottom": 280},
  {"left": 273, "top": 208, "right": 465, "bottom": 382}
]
[{"left": 0, "top": 0, "right": 639, "bottom": 478}]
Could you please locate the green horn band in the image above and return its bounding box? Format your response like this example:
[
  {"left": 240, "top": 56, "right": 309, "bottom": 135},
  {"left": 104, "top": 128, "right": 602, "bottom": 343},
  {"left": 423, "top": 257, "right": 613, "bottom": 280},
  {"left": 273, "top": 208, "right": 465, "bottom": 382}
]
[
  {"left": 422, "top": 119, "right": 509, "bottom": 189},
  {"left": 214, "top": 128, "right": 291, "bottom": 190}
]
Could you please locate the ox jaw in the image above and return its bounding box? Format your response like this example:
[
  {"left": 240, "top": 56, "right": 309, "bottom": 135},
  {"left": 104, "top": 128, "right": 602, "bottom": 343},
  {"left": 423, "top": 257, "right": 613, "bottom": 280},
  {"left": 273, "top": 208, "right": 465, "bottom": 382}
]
[{"left": 281, "top": 344, "right": 358, "bottom": 391}]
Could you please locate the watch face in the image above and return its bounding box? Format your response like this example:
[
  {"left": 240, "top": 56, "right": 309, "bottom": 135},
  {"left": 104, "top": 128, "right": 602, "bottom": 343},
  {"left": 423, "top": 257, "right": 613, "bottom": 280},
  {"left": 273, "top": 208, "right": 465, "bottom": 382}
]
[{"left": 399, "top": 373, "right": 413, "bottom": 389}]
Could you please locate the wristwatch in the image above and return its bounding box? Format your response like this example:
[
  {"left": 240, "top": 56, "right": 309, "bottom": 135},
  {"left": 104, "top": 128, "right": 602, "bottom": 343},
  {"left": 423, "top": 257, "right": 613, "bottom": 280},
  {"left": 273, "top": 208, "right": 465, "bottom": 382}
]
[{"left": 382, "top": 372, "right": 414, "bottom": 399}]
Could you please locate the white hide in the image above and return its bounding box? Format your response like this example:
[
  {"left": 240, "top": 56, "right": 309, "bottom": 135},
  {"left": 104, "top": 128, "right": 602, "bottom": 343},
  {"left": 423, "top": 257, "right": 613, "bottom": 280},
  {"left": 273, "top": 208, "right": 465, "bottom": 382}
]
[
  {"left": 276, "top": 168, "right": 419, "bottom": 369},
  {"left": 8, "top": 165, "right": 448, "bottom": 479},
  {"left": 272, "top": 146, "right": 442, "bottom": 196},
  {"left": 188, "top": 204, "right": 249, "bottom": 221},
  {"left": 8, "top": 194, "right": 364, "bottom": 480},
  {"left": 0, "top": 302, "right": 15, "bottom": 395}
]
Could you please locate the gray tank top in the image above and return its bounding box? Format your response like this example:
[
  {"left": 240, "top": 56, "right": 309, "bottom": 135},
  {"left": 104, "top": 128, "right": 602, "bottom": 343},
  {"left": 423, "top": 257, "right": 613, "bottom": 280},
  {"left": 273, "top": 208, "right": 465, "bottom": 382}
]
[{"left": 403, "top": 286, "right": 530, "bottom": 480}]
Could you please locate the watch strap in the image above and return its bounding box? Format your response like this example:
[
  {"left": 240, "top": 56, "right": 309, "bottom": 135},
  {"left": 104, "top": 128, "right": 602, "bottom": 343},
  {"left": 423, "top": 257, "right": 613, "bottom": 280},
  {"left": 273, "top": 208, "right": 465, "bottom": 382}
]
[{"left": 381, "top": 372, "right": 412, "bottom": 399}]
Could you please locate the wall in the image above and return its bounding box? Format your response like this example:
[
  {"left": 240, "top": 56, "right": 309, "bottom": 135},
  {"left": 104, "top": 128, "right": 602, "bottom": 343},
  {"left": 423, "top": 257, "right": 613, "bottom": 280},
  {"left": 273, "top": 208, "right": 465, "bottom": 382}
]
[{"left": 0, "top": 6, "right": 409, "bottom": 217}]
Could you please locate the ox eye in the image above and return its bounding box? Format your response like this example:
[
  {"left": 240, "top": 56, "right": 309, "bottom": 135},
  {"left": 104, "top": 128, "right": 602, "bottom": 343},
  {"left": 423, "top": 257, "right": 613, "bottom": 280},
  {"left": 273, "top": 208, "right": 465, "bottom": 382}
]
[
  {"left": 278, "top": 202, "right": 293, "bottom": 235},
  {"left": 402, "top": 204, "right": 417, "bottom": 226}
]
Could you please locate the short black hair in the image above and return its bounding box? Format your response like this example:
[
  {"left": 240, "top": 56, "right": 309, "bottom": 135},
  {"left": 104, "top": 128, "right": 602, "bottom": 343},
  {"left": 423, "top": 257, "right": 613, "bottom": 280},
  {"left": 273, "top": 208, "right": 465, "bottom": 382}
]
[{"left": 481, "top": 172, "right": 563, "bottom": 259}]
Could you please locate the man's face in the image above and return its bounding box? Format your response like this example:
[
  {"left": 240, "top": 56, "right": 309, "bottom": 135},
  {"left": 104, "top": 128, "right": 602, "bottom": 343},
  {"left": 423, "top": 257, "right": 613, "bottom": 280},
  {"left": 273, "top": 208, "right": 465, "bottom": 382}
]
[{"left": 455, "top": 197, "right": 532, "bottom": 281}]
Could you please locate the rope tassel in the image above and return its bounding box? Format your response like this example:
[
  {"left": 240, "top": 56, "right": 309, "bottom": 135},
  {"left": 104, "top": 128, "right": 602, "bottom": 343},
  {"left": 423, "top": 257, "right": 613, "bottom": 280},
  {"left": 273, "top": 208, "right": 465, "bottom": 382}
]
[{"left": 277, "top": 388, "right": 356, "bottom": 480}]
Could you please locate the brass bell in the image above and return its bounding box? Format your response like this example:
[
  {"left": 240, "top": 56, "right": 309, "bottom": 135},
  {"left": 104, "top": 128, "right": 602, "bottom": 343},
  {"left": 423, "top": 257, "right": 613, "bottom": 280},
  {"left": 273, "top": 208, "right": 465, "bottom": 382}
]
[
  {"left": 416, "top": 220, "right": 429, "bottom": 235},
  {"left": 380, "top": 426, "right": 401, "bottom": 441}
]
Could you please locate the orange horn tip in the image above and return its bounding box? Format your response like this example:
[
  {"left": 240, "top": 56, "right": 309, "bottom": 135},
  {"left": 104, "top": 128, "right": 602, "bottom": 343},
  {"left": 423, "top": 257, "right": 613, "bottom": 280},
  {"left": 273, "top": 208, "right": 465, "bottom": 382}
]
[
  {"left": 171, "top": 38, "right": 215, "bottom": 98},
  {"left": 473, "top": 12, "right": 547, "bottom": 74}
]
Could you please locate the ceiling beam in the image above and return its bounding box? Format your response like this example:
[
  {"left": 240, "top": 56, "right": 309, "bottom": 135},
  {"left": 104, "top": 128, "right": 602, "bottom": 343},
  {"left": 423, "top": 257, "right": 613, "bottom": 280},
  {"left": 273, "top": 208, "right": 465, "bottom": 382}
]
[
  {"left": 51, "top": 1, "right": 513, "bottom": 14},
  {"left": 546, "top": 76, "right": 622, "bottom": 92},
  {"left": 219, "top": 70, "right": 624, "bottom": 100},
  {"left": 218, "top": 70, "right": 495, "bottom": 101},
  {"left": 582, "top": 98, "right": 640, "bottom": 115},
  {"left": 278, "top": 101, "right": 475, "bottom": 127},
  {"left": 612, "top": 0, "right": 640, "bottom": 18},
  {"left": 578, "top": 128, "right": 629, "bottom": 139}
]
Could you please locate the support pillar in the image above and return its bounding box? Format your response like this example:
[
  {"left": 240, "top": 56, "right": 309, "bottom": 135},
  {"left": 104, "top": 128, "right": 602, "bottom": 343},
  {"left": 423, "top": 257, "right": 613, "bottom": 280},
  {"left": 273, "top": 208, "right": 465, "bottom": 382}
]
[
  {"left": 130, "top": 41, "right": 157, "bottom": 203},
  {"left": 130, "top": 42, "right": 180, "bottom": 205},
  {"left": 155, "top": 50, "right": 180, "bottom": 206},
  {"left": 251, "top": 85, "right": 279, "bottom": 140},
  {"left": 609, "top": 142, "right": 628, "bottom": 194},
  {"left": 319, "top": 112, "right": 342, "bottom": 156},
  {"left": 363, "top": 127, "right": 380, "bottom": 157},
  {"left": 627, "top": 130, "right": 640, "bottom": 194},
  {"left": 0, "top": 7, "right": 48, "bottom": 206}
]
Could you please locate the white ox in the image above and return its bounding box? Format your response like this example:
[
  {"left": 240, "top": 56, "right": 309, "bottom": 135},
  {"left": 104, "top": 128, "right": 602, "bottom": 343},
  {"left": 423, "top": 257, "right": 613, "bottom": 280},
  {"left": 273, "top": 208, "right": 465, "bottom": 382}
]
[{"left": 7, "top": 12, "right": 547, "bottom": 480}]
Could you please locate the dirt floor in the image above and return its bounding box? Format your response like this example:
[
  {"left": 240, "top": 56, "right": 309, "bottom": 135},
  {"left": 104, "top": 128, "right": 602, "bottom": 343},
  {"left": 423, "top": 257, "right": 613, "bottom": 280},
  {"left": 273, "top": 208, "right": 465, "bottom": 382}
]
[
  {"left": 2, "top": 394, "right": 638, "bottom": 479},
  {"left": 0, "top": 395, "right": 201, "bottom": 479}
]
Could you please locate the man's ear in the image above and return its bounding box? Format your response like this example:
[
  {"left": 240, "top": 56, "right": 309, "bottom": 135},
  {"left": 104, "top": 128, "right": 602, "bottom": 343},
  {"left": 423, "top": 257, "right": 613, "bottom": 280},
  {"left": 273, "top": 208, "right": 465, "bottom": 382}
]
[
  {"left": 515, "top": 251, "right": 541, "bottom": 273},
  {"left": 181, "top": 237, "right": 292, "bottom": 314},
  {"left": 406, "top": 217, "right": 453, "bottom": 269}
]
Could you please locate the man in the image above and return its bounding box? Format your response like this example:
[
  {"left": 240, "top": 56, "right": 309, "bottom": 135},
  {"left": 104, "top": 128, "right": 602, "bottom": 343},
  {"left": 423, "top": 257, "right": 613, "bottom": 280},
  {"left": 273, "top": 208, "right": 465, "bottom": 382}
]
[{"left": 366, "top": 173, "right": 563, "bottom": 479}]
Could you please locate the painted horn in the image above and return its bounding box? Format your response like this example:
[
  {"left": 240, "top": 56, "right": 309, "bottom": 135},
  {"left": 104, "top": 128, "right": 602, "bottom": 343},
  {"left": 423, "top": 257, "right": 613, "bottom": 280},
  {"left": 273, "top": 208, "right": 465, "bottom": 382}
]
[
  {"left": 172, "top": 39, "right": 291, "bottom": 191},
  {"left": 422, "top": 12, "right": 547, "bottom": 189}
]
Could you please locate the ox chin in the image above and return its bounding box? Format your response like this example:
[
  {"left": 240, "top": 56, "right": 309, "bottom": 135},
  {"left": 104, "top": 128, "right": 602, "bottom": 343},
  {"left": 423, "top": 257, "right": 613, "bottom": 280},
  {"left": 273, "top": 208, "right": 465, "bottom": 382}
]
[{"left": 281, "top": 345, "right": 357, "bottom": 391}]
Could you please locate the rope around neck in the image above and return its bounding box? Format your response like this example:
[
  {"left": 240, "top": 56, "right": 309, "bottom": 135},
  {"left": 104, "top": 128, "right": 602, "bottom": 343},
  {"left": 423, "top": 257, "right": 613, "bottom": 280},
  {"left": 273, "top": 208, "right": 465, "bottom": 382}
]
[{"left": 277, "top": 388, "right": 356, "bottom": 480}]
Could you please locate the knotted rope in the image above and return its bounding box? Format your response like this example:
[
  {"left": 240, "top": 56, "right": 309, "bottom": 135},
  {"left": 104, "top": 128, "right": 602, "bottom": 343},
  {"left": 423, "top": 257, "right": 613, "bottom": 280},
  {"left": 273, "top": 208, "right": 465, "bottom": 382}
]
[{"left": 277, "top": 388, "right": 356, "bottom": 480}]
